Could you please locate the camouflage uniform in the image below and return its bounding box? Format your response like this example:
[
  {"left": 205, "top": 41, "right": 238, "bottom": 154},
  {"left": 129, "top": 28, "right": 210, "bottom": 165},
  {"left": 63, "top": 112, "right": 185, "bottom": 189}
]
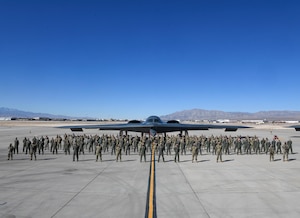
[
  {"left": 95, "top": 142, "right": 102, "bottom": 162},
  {"left": 260, "top": 138, "right": 266, "bottom": 153},
  {"left": 269, "top": 145, "right": 275, "bottom": 162},
  {"left": 45, "top": 136, "right": 49, "bottom": 150},
  {"left": 180, "top": 138, "right": 186, "bottom": 155},
  {"left": 265, "top": 139, "right": 271, "bottom": 154},
  {"left": 116, "top": 143, "right": 122, "bottom": 162},
  {"left": 111, "top": 137, "right": 116, "bottom": 155},
  {"left": 30, "top": 140, "right": 37, "bottom": 161},
  {"left": 166, "top": 138, "right": 172, "bottom": 155},
  {"left": 287, "top": 139, "right": 293, "bottom": 154},
  {"left": 139, "top": 141, "right": 146, "bottom": 162},
  {"left": 8, "top": 143, "right": 14, "bottom": 160},
  {"left": 236, "top": 138, "right": 242, "bottom": 155},
  {"left": 216, "top": 143, "right": 222, "bottom": 163},
  {"left": 276, "top": 140, "right": 282, "bottom": 154},
  {"left": 73, "top": 140, "right": 80, "bottom": 162},
  {"left": 192, "top": 143, "right": 198, "bottom": 163},
  {"left": 174, "top": 143, "right": 180, "bottom": 162},
  {"left": 14, "top": 137, "right": 19, "bottom": 154},
  {"left": 282, "top": 142, "right": 289, "bottom": 161},
  {"left": 157, "top": 143, "right": 165, "bottom": 162}
]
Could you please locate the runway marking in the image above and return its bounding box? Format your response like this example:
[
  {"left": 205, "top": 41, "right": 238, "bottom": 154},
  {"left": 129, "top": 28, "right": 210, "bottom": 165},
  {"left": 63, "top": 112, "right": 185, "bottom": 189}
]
[{"left": 145, "top": 146, "right": 157, "bottom": 218}]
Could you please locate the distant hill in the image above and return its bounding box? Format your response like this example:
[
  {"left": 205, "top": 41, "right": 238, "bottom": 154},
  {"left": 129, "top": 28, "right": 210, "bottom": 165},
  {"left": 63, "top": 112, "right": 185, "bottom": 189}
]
[
  {"left": 2, "top": 107, "right": 300, "bottom": 121},
  {"left": 161, "top": 109, "right": 300, "bottom": 121},
  {"left": 0, "top": 107, "right": 76, "bottom": 119}
]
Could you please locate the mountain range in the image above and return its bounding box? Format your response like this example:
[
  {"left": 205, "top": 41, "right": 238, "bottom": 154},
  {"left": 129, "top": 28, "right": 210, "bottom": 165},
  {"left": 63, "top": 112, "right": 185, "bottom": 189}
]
[
  {"left": 0, "top": 107, "right": 76, "bottom": 120},
  {"left": 161, "top": 109, "right": 300, "bottom": 121},
  {"left": 1, "top": 107, "right": 300, "bottom": 121}
]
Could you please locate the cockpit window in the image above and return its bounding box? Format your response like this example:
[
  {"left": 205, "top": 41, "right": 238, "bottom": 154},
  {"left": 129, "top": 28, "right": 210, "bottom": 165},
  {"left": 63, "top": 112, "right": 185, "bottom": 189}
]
[{"left": 146, "top": 116, "right": 162, "bottom": 123}]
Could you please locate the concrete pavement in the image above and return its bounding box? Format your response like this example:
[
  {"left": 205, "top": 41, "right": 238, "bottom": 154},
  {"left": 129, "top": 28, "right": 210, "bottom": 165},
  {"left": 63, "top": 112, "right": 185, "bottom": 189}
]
[{"left": 0, "top": 124, "right": 299, "bottom": 218}]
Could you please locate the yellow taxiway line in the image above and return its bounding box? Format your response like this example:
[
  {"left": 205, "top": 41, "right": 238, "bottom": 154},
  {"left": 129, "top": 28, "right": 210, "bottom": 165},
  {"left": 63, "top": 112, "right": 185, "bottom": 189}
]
[{"left": 145, "top": 145, "right": 157, "bottom": 218}]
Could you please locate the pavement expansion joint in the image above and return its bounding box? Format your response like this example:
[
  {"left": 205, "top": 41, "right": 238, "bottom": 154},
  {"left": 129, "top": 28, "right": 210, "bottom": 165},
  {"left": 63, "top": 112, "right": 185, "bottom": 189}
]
[{"left": 50, "top": 163, "right": 111, "bottom": 218}]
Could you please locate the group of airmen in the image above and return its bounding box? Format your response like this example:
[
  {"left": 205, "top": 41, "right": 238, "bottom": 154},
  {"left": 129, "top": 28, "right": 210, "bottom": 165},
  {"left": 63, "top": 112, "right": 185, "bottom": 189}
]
[{"left": 7, "top": 133, "right": 294, "bottom": 163}]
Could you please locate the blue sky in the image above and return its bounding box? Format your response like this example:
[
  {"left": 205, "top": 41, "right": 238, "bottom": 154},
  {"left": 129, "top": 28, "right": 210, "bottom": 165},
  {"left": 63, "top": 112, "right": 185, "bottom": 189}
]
[{"left": 0, "top": 0, "right": 299, "bottom": 119}]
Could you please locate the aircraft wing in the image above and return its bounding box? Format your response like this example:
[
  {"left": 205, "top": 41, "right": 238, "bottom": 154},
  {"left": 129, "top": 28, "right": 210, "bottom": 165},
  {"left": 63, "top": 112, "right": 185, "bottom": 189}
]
[
  {"left": 59, "top": 122, "right": 249, "bottom": 133},
  {"left": 58, "top": 123, "right": 145, "bottom": 132},
  {"left": 163, "top": 123, "right": 249, "bottom": 132},
  {"left": 290, "top": 125, "right": 300, "bottom": 131}
]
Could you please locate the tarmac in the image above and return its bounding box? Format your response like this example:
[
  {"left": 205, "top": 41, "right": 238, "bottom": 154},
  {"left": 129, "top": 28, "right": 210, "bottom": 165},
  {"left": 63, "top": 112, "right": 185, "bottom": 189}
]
[{"left": 0, "top": 122, "right": 299, "bottom": 218}]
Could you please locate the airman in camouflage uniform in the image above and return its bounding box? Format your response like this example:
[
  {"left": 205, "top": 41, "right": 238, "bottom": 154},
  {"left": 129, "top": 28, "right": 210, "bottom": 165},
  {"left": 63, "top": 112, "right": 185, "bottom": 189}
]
[
  {"left": 244, "top": 137, "right": 251, "bottom": 155},
  {"left": 133, "top": 137, "right": 139, "bottom": 153},
  {"left": 95, "top": 142, "right": 102, "bottom": 162},
  {"left": 125, "top": 138, "right": 131, "bottom": 155},
  {"left": 25, "top": 138, "right": 31, "bottom": 155},
  {"left": 287, "top": 139, "right": 293, "bottom": 154},
  {"left": 180, "top": 137, "right": 186, "bottom": 155},
  {"left": 23, "top": 137, "right": 27, "bottom": 153},
  {"left": 157, "top": 142, "right": 165, "bottom": 162},
  {"left": 139, "top": 140, "right": 146, "bottom": 162},
  {"left": 211, "top": 138, "right": 217, "bottom": 155},
  {"left": 260, "top": 138, "right": 266, "bottom": 153},
  {"left": 45, "top": 136, "right": 49, "bottom": 150},
  {"left": 73, "top": 139, "right": 80, "bottom": 162},
  {"left": 38, "top": 137, "right": 44, "bottom": 155},
  {"left": 271, "top": 139, "right": 276, "bottom": 154},
  {"left": 30, "top": 139, "right": 37, "bottom": 161},
  {"left": 236, "top": 138, "right": 242, "bottom": 155},
  {"left": 52, "top": 137, "right": 58, "bottom": 154},
  {"left": 269, "top": 144, "right": 275, "bottom": 162},
  {"left": 174, "top": 143, "right": 180, "bottom": 163},
  {"left": 64, "top": 136, "right": 70, "bottom": 155},
  {"left": 14, "top": 137, "right": 19, "bottom": 154},
  {"left": 165, "top": 137, "right": 172, "bottom": 155},
  {"left": 265, "top": 138, "right": 271, "bottom": 154},
  {"left": 253, "top": 137, "right": 260, "bottom": 154},
  {"left": 116, "top": 142, "right": 122, "bottom": 162},
  {"left": 111, "top": 136, "right": 116, "bottom": 155},
  {"left": 216, "top": 142, "right": 222, "bottom": 163},
  {"left": 8, "top": 143, "right": 14, "bottom": 160},
  {"left": 276, "top": 139, "right": 282, "bottom": 154},
  {"left": 282, "top": 142, "right": 289, "bottom": 161},
  {"left": 192, "top": 143, "right": 198, "bottom": 163}
]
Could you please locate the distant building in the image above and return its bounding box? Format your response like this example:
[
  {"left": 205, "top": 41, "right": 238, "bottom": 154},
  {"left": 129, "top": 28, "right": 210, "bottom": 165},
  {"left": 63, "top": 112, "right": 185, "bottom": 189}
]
[
  {"left": 216, "top": 119, "right": 230, "bottom": 123},
  {"left": 241, "top": 120, "right": 265, "bottom": 124},
  {"left": 33, "top": 117, "right": 52, "bottom": 121},
  {"left": 0, "top": 117, "right": 12, "bottom": 121},
  {"left": 285, "top": 121, "right": 299, "bottom": 124}
]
